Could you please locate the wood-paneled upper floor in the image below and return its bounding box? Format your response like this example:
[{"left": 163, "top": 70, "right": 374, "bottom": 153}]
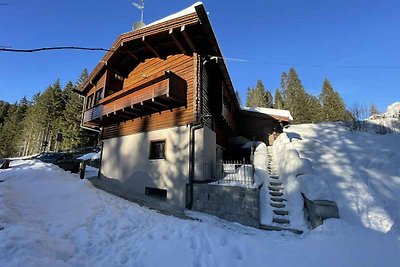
[
  {"left": 78, "top": 3, "right": 240, "bottom": 134},
  {"left": 96, "top": 54, "right": 198, "bottom": 139}
]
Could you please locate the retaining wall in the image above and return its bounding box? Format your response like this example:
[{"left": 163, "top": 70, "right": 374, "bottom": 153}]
[{"left": 192, "top": 183, "right": 260, "bottom": 228}]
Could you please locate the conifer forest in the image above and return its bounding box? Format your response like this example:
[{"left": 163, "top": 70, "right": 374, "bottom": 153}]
[{"left": 0, "top": 69, "right": 98, "bottom": 158}]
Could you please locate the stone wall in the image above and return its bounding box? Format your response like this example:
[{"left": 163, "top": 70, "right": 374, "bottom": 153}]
[{"left": 192, "top": 183, "right": 260, "bottom": 228}]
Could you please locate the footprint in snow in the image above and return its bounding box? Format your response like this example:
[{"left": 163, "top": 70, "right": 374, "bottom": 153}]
[
  {"left": 189, "top": 236, "right": 197, "bottom": 250},
  {"left": 162, "top": 233, "right": 169, "bottom": 240},
  {"left": 232, "top": 246, "right": 244, "bottom": 260},
  {"left": 219, "top": 235, "right": 229, "bottom": 246},
  {"left": 146, "top": 232, "right": 154, "bottom": 240}
]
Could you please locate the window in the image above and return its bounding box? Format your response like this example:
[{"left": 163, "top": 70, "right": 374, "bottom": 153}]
[
  {"left": 94, "top": 88, "right": 103, "bottom": 105},
  {"left": 145, "top": 187, "right": 167, "bottom": 199},
  {"left": 86, "top": 95, "right": 94, "bottom": 109},
  {"left": 149, "top": 140, "right": 166, "bottom": 159}
]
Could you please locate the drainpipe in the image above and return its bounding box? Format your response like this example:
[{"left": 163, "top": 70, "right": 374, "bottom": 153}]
[
  {"left": 188, "top": 114, "right": 214, "bottom": 209},
  {"left": 188, "top": 56, "right": 219, "bottom": 209},
  {"left": 188, "top": 122, "right": 203, "bottom": 209}
]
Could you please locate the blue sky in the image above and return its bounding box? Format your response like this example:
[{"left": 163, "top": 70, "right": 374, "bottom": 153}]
[{"left": 0, "top": 0, "right": 399, "bottom": 112}]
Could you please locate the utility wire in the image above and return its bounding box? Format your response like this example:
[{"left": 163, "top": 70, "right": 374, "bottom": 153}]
[
  {"left": 0, "top": 46, "right": 114, "bottom": 53},
  {"left": 208, "top": 55, "right": 400, "bottom": 70},
  {"left": 0, "top": 46, "right": 398, "bottom": 70}
]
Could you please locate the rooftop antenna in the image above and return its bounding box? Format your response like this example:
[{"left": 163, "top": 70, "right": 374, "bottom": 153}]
[{"left": 132, "top": 0, "right": 145, "bottom": 22}]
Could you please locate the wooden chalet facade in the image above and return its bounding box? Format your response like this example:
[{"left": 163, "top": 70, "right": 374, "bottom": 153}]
[{"left": 79, "top": 3, "right": 291, "bottom": 208}]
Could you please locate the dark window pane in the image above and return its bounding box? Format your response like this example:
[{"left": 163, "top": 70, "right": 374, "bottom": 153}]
[
  {"left": 149, "top": 141, "right": 166, "bottom": 159},
  {"left": 94, "top": 88, "right": 103, "bottom": 105}
]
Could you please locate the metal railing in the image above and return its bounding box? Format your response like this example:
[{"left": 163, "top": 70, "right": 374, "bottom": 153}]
[{"left": 204, "top": 159, "right": 255, "bottom": 186}]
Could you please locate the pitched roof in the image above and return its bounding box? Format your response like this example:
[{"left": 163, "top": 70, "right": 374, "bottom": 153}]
[
  {"left": 143, "top": 2, "right": 203, "bottom": 29},
  {"left": 80, "top": 2, "right": 239, "bottom": 111},
  {"left": 241, "top": 107, "right": 293, "bottom": 122}
]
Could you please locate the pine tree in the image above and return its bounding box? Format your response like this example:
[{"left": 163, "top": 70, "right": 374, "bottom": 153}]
[
  {"left": 61, "top": 69, "right": 97, "bottom": 149},
  {"left": 0, "top": 101, "right": 11, "bottom": 125},
  {"left": 265, "top": 90, "right": 273, "bottom": 108},
  {"left": 274, "top": 89, "right": 284, "bottom": 109},
  {"left": 20, "top": 93, "right": 43, "bottom": 155},
  {"left": 280, "top": 72, "right": 288, "bottom": 108},
  {"left": 246, "top": 87, "right": 253, "bottom": 107},
  {"left": 320, "top": 79, "right": 348, "bottom": 122},
  {"left": 34, "top": 79, "right": 65, "bottom": 151},
  {"left": 306, "top": 94, "right": 323, "bottom": 123},
  {"left": 0, "top": 98, "right": 28, "bottom": 157},
  {"left": 282, "top": 68, "right": 312, "bottom": 124},
  {"left": 246, "top": 79, "right": 272, "bottom": 107}
]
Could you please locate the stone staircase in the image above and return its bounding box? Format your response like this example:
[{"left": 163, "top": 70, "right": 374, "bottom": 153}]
[{"left": 260, "top": 146, "right": 303, "bottom": 234}]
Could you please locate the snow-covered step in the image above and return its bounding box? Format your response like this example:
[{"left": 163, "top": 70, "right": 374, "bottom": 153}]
[
  {"left": 270, "top": 202, "right": 285, "bottom": 209},
  {"left": 273, "top": 209, "right": 289, "bottom": 216},
  {"left": 260, "top": 224, "right": 303, "bottom": 234},
  {"left": 270, "top": 197, "right": 287, "bottom": 202},
  {"left": 269, "top": 175, "right": 279, "bottom": 180},
  {"left": 270, "top": 181, "right": 282, "bottom": 186},
  {"left": 273, "top": 217, "right": 290, "bottom": 224},
  {"left": 268, "top": 186, "right": 283, "bottom": 192},
  {"left": 269, "top": 191, "right": 284, "bottom": 197}
]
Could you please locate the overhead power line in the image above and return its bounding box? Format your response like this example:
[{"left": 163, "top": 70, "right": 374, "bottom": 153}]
[
  {"left": 208, "top": 55, "right": 400, "bottom": 70},
  {"left": 0, "top": 46, "right": 398, "bottom": 70},
  {"left": 0, "top": 46, "right": 113, "bottom": 53}
]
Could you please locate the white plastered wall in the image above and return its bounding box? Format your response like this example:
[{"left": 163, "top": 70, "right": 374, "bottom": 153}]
[
  {"left": 194, "top": 126, "right": 217, "bottom": 181},
  {"left": 101, "top": 125, "right": 190, "bottom": 207}
]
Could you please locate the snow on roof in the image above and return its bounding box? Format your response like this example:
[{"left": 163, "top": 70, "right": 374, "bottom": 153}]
[
  {"left": 143, "top": 2, "right": 203, "bottom": 29},
  {"left": 242, "top": 107, "right": 293, "bottom": 121}
]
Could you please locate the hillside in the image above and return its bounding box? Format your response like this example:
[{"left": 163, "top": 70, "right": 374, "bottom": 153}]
[{"left": 277, "top": 122, "right": 400, "bottom": 235}]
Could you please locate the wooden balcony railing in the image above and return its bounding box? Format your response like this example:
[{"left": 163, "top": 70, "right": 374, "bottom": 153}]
[{"left": 83, "top": 71, "right": 186, "bottom": 126}]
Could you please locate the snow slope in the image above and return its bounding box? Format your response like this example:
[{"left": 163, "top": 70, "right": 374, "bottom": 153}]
[
  {"left": 0, "top": 160, "right": 399, "bottom": 266},
  {"left": 279, "top": 122, "right": 400, "bottom": 236}
]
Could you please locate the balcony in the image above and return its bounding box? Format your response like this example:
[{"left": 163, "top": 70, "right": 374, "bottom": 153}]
[{"left": 83, "top": 71, "right": 186, "bottom": 126}]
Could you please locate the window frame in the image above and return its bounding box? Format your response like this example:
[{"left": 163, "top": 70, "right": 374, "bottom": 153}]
[
  {"left": 94, "top": 87, "right": 104, "bottom": 105},
  {"left": 86, "top": 94, "right": 94, "bottom": 109},
  {"left": 149, "top": 139, "right": 166, "bottom": 160}
]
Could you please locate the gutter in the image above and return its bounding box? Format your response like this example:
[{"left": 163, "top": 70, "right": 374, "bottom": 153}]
[{"left": 188, "top": 56, "right": 218, "bottom": 209}]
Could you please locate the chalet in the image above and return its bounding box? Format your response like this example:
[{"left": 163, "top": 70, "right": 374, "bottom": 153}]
[{"left": 78, "top": 2, "right": 291, "bottom": 214}]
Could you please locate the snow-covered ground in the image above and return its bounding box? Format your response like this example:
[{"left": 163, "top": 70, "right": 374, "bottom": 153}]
[
  {"left": 1, "top": 158, "right": 399, "bottom": 266},
  {"left": 277, "top": 122, "right": 400, "bottom": 236}
]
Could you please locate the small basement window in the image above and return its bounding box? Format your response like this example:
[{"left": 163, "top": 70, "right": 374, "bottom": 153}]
[
  {"left": 149, "top": 140, "right": 166, "bottom": 160},
  {"left": 145, "top": 187, "right": 167, "bottom": 199}
]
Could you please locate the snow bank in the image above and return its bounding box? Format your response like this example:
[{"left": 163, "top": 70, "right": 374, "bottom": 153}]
[
  {"left": 1, "top": 159, "right": 400, "bottom": 266},
  {"left": 251, "top": 142, "right": 273, "bottom": 225},
  {"left": 283, "top": 122, "right": 400, "bottom": 235},
  {"left": 384, "top": 102, "right": 400, "bottom": 118},
  {"left": 367, "top": 117, "right": 400, "bottom": 133}
]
